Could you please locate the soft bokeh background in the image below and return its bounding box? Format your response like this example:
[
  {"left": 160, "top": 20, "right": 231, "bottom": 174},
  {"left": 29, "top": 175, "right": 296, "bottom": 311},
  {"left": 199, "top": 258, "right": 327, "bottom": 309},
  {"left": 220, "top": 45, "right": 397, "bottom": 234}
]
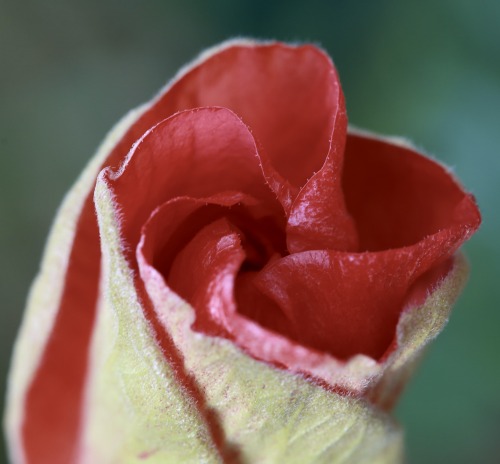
[{"left": 1, "top": 0, "right": 499, "bottom": 462}]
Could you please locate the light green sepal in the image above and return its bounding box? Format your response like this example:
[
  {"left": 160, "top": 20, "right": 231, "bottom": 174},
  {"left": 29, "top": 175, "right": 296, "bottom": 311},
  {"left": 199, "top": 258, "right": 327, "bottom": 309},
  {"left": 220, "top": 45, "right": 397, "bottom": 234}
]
[{"left": 80, "top": 178, "right": 221, "bottom": 463}]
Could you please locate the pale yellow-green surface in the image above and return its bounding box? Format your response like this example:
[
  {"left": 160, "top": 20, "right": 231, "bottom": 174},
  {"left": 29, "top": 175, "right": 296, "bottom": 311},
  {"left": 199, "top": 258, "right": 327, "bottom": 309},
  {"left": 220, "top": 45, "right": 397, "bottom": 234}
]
[{"left": 81, "top": 179, "right": 219, "bottom": 463}]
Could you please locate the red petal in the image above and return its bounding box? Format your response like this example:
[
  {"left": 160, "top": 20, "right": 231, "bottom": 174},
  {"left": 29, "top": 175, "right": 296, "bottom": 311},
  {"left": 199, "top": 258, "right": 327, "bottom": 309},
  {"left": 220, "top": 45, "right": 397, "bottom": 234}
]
[
  {"left": 343, "top": 133, "right": 480, "bottom": 251},
  {"left": 171, "top": 44, "right": 334, "bottom": 184},
  {"left": 286, "top": 91, "right": 358, "bottom": 252},
  {"left": 107, "top": 107, "right": 279, "bottom": 256},
  {"left": 140, "top": 192, "right": 288, "bottom": 336},
  {"left": 138, "top": 122, "right": 480, "bottom": 366},
  {"left": 250, "top": 133, "right": 481, "bottom": 360},
  {"left": 167, "top": 218, "right": 244, "bottom": 336},
  {"left": 254, "top": 236, "right": 458, "bottom": 360},
  {"left": 146, "top": 43, "right": 344, "bottom": 211}
]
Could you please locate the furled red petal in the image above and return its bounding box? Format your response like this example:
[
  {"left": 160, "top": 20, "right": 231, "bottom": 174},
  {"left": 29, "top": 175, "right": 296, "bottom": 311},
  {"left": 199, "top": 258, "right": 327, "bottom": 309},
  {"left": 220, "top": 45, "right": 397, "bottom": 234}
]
[
  {"left": 235, "top": 132, "right": 480, "bottom": 361},
  {"left": 162, "top": 43, "right": 340, "bottom": 202},
  {"left": 155, "top": 41, "right": 360, "bottom": 255},
  {"left": 343, "top": 132, "right": 480, "bottom": 251},
  {"left": 286, "top": 90, "right": 359, "bottom": 252},
  {"left": 254, "top": 240, "right": 454, "bottom": 361},
  {"left": 167, "top": 218, "right": 244, "bottom": 335},
  {"left": 138, "top": 191, "right": 283, "bottom": 336},
  {"left": 136, "top": 128, "right": 480, "bottom": 399},
  {"left": 106, "top": 106, "right": 279, "bottom": 254}
]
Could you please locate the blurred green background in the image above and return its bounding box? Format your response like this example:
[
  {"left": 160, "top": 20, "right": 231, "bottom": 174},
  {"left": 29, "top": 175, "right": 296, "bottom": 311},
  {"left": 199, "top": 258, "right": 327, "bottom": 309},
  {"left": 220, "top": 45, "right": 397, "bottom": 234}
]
[{"left": 1, "top": 0, "right": 499, "bottom": 462}]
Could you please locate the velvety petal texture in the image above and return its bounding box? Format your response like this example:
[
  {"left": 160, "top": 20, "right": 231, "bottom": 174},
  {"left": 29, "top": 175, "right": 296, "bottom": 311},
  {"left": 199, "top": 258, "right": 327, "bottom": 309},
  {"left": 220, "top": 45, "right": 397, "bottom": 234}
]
[{"left": 5, "top": 39, "right": 480, "bottom": 464}]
